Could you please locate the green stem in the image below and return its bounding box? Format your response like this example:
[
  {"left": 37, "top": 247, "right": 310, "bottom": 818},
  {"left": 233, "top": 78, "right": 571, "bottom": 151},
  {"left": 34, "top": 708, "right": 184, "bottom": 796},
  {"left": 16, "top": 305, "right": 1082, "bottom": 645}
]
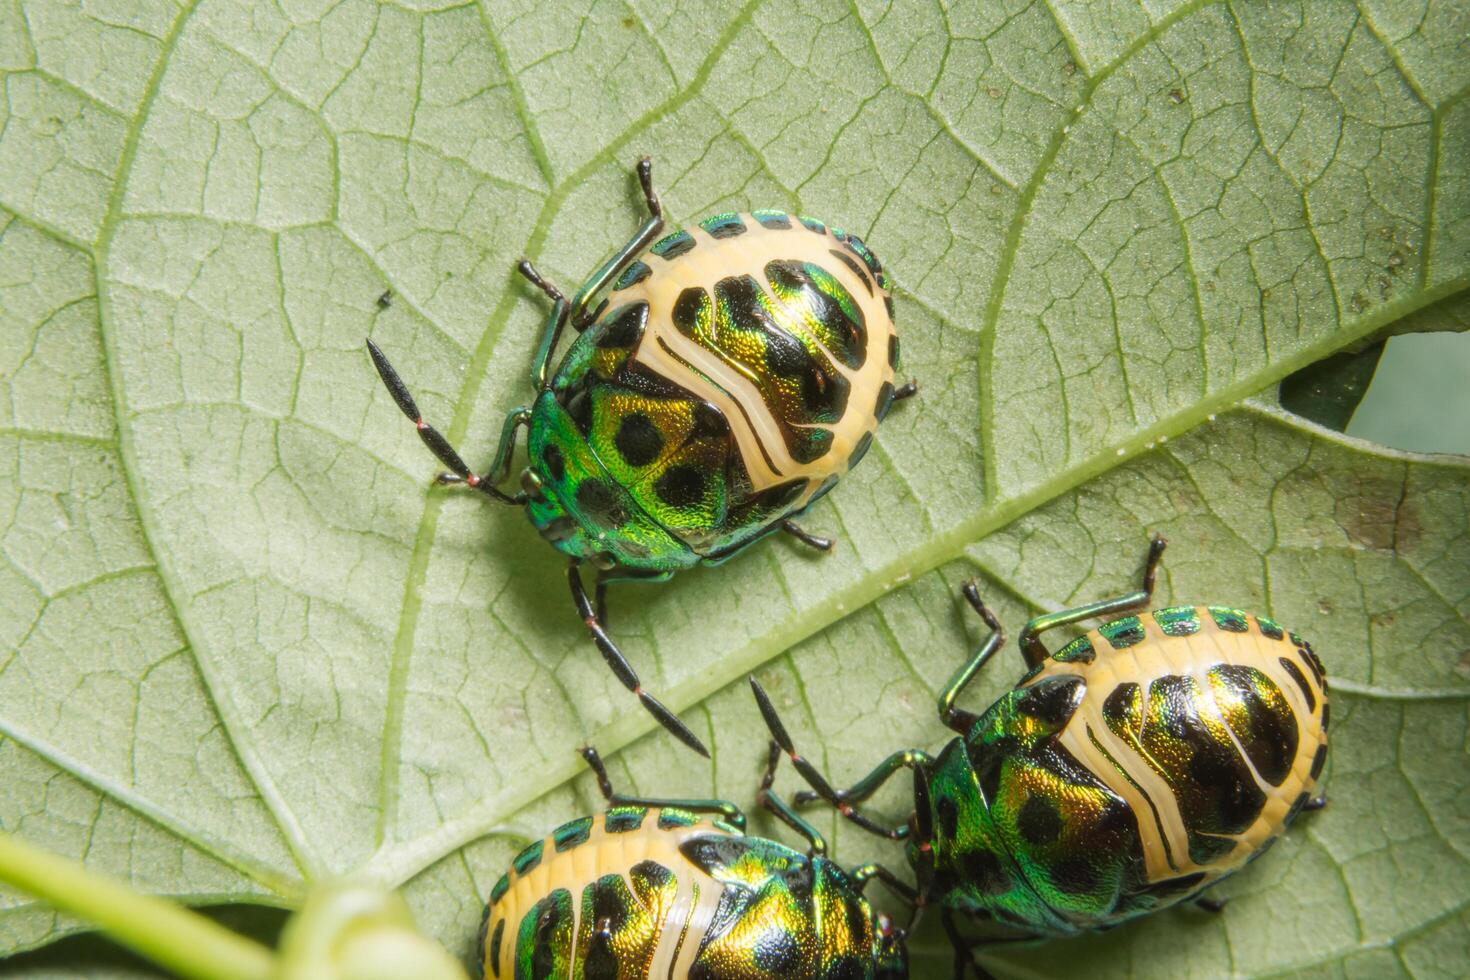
[{"left": 0, "top": 830, "right": 274, "bottom": 980}]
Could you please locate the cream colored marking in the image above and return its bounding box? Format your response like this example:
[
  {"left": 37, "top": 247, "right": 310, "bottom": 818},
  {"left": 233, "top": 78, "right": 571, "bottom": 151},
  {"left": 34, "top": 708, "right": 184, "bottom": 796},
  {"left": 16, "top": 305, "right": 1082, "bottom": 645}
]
[
  {"left": 486, "top": 813, "right": 738, "bottom": 979},
  {"left": 1031, "top": 610, "right": 1328, "bottom": 885},
  {"left": 618, "top": 217, "right": 896, "bottom": 508}
]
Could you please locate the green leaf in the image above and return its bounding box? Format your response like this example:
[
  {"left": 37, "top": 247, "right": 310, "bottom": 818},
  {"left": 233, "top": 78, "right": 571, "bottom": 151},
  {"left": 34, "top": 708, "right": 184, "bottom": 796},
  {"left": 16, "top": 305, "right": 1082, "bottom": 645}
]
[{"left": 2, "top": 0, "right": 1467, "bottom": 976}]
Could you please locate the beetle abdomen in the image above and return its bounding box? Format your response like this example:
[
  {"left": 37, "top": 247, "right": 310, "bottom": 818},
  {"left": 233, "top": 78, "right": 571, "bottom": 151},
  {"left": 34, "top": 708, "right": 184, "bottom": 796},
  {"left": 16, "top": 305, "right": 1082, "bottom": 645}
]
[
  {"left": 480, "top": 804, "right": 889, "bottom": 979},
  {"left": 1008, "top": 606, "right": 1329, "bottom": 921},
  {"left": 481, "top": 808, "right": 737, "bottom": 979}
]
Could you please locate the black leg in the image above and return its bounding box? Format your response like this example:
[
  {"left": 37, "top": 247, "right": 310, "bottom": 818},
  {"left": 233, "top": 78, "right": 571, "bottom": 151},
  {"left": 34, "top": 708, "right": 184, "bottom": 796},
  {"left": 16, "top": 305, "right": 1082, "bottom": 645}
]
[
  {"left": 790, "top": 749, "right": 932, "bottom": 807},
  {"left": 366, "top": 340, "right": 525, "bottom": 505},
  {"left": 943, "top": 909, "right": 999, "bottom": 980},
  {"left": 569, "top": 564, "right": 709, "bottom": 758},
  {"left": 749, "top": 677, "right": 911, "bottom": 840},
  {"left": 893, "top": 380, "right": 918, "bottom": 401},
  {"left": 591, "top": 565, "right": 677, "bottom": 631},
  {"left": 1193, "top": 895, "right": 1227, "bottom": 914},
  {"left": 757, "top": 741, "right": 828, "bottom": 857},
  {"left": 781, "top": 520, "right": 834, "bottom": 552},
  {"left": 519, "top": 258, "right": 573, "bottom": 391},
  {"left": 1304, "top": 794, "right": 1328, "bottom": 812}
]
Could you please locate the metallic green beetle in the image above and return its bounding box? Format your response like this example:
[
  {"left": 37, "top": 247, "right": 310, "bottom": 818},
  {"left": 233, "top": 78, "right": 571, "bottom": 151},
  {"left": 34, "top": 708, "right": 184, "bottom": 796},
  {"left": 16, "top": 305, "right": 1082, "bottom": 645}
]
[
  {"left": 368, "top": 158, "right": 911, "bottom": 757},
  {"left": 753, "top": 536, "right": 1330, "bottom": 978},
  {"left": 477, "top": 746, "right": 909, "bottom": 979}
]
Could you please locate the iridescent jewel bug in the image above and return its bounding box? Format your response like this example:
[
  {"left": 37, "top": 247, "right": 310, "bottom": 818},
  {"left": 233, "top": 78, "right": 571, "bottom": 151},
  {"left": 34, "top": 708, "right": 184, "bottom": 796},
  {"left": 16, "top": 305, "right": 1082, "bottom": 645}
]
[
  {"left": 368, "top": 158, "right": 912, "bottom": 757},
  {"left": 477, "top": 745, "right": 910, "bottom": 979},
  {"left": 751, "top": 536, "right": 1329, "bottom": 977}
]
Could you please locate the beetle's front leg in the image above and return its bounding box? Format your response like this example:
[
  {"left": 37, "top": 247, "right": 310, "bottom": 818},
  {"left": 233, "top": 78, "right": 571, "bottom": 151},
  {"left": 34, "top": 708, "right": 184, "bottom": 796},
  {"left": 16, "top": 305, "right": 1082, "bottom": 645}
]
[{"left": 570, "top": 157, "right": 668, "bottom": 328}]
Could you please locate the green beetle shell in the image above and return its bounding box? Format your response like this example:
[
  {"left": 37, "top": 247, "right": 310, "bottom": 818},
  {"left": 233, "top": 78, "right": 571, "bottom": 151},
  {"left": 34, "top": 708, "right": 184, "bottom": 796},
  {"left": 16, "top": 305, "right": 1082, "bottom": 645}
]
[
  {"left": 478, "top": 806, "right": 907, "bottom": 979},
  {"left": 918, "top": 605, "right": 1329, "bottom": 935},
  {"left": 523, "top": 210, "right": 898, "bottom": 571}
]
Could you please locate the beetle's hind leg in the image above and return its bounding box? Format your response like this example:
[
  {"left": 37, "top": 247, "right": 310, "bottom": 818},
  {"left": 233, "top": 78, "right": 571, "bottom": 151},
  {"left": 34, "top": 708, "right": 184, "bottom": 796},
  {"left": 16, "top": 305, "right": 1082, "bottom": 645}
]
[
  {"left": 579, "top": 746, "right": 742, "bottom": 827},
  {"left": 568, "top": 563, "right": 709, "bottom": 758},
  {"left": 756, "top": 741, "right": 828, "bottom": 857},
  {"left": 366, "top": 340, "right": 528, "bottom": 505},
  {"left": 780, "top": 519, "right": 834, "bottom": 552},
  {"left": 749, "top": 678, "right": 920, "bottom": 841},
  {"left": 934, "top": 582, "right": 1007, "bottom": 734},
  {"left": 943, "top": 910, "right": 1000, "bottom": 980},
  {"left": 1017, "top": 533, "right": 1168, "bottom": 669}
]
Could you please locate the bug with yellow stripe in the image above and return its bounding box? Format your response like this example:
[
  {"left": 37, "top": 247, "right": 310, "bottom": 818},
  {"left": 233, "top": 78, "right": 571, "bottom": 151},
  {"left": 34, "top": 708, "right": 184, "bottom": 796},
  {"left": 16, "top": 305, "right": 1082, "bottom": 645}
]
[
  {"left": 477, "top": 746, "right": 909, "bottom": 979},
  {"left": 753, "top": 535, "right": 1329, "bottom": 977},
  {"left": 368, "top": 158, "right": 912, "bottom": 757}
]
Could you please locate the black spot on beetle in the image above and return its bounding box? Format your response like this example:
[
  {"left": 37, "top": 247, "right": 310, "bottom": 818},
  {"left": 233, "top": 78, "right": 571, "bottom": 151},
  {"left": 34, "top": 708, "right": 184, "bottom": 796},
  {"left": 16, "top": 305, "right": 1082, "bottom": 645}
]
[
  {"left": 1309, "top": 744, "right": 1327, "bottom": 780},
  {"left": 651, "top": 229, "right": 695, "bottom": 259},
  {"left": 702, "top": 213, "right": 747, "bottom": 238},
  {"left": 937, "top": 794, "right": 959, "bottom": 839},
  {"left": 1278, "top": 657, "right": 1316, "bottom": 712},
  {"left": 552, "top": 816, "right": 593, "bottom": 851},
  {"left": 689, "top": 401, "right": 729, "bottom": 440},
  {"left": 541, "top": 443, "right": 565, "bottom": 483},
  {"left": 565, "top": 389, "right": 594, "bottom": 436},
  {"left": 1286, "top": 791, "right": 1310, "bottom": 823},
  {"left": 614, "top": 412, "right": 663, "bottom": 467},
  {"left": 680, "top": 836, "right": 752, "bottom": 875},
  {"left": 1144, "top": 871, "right": 1207, "bottom": 899},
  {"left": 961, "top": 848, "right": 1011, "bottom": 895},
  {"left": 486, "top": 916, "right": 504, "bottom": 977},
  {"left": 1015, "top": 677, "right": 1084, "bottom": 729},
  {"left": 752, "top": 929, "right": 801, "bottom": 973},
  {"left": 1051, "top": 859, "right": 1099, "bottom": 895},
  {"left": 595, "top": 302, "right": 648, "bottom": 349},
  {"left": 613, "top": 260, "right": 652, "bottom": 291},
  {"left": 1187, "top": 740, "right": 1265, "bottom": 830},
  {"left": 672, "top": 286, "right": 708, "bottom": 336},
  {"left": 1018, "top": 795, "right": 1062, "bottom": 845},
  {"left": 763, "top": 325, "right": 812, "bottom": 377},
  {"left": 875, "top": 381, "right": 896, "bottom": 421},
  {"left": 576, "top": 478, "right": 629, "bottom": 527},
  {"left": 655, "top": 466, "right": 705, "bottom": 508},
  {"left": 604, "top": 807, "right": 645, "bottom": 833},
  {"left": 829, "top": 248, "right": 874, "bottom": 294}
]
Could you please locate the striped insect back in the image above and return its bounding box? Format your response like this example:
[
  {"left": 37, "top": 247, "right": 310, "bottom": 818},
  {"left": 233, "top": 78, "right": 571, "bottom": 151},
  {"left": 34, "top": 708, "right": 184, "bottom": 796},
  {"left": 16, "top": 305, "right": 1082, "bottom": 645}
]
[
  {"left": 480, "top": 808, "right": 740, "bottom": 979},
  {"left": 972, "top": 604, "right": 1331, "bottom": 925},
  {"left": 479, "top": 761, "right": 909, "bottom": 980},
  {"left": 621, "top": 211, "right": 897, "bottom": 510},
  {"left": 1037, "top": 606, "right": 1328, "bottom": 888},
  {"left": 540, "top": 210, "right": 899, "bottom": 562}
]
